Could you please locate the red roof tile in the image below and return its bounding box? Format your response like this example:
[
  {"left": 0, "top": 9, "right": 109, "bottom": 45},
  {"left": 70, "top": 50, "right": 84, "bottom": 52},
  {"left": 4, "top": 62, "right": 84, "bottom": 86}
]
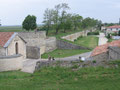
[
  {"left": 0, "top": 32, "right": 14, "bottom": 47},
  {"left": 107, "top": 25, "right": 120, "bottom": 29},
  {"left": 91, "top": 40, "right": 120, "bottom": 56}
]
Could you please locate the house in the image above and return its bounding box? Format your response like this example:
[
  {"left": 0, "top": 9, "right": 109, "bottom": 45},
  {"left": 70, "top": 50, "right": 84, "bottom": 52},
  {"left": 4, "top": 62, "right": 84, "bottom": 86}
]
[
  {"left": 0, "top": 32, "right": 26, "bottom": 58},
  {"left": 91, "top": 40, "right": 120, "bottom": 61},
  {"left": 106, "top": 25, "right": 120, "bottom": 34}
]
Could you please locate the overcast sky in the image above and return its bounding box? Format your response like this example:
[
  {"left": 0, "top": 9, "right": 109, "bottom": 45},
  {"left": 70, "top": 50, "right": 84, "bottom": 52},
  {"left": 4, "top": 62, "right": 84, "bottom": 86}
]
[{"left": 0, "top": 0, "right": 120, "bottom": 25}]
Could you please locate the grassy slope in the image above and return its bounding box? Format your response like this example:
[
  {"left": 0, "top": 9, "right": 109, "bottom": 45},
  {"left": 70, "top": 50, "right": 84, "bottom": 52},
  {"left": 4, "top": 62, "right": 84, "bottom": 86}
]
[
  {"left": 0, "top": 66, "right": 120, "bottom": 90},
  {"left": 74, "top": 36, "right": 98, "bottom": 48},
  {"left": 41, "top": 49, "right": 90, "bottom": 59}
]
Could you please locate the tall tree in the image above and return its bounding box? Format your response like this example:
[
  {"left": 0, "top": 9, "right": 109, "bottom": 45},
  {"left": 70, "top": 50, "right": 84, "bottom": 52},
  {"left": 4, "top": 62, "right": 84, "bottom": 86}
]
[
  {"left": 60, "top": 3, "right": 70, "bottom": 30},
  {"left": 72, "top": 14, "right": 83, "bottom": 30},
  {"left": 52, "top": 4, "right": 61, "bottom": 34},
  {"left": 63, "top": 14, "right": 72, "bottom": 33},
  {"left": 43, "top": 8, "right": 53, "bottom": 35},
  {"left": 22, "top": 15, "right": 37, "bottom": 31}
]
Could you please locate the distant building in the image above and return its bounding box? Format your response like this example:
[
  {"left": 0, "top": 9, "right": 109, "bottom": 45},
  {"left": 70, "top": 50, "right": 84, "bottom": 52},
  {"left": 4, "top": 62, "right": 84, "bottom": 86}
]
[{"left": 106, "top": 25, "right": 120, "bottom": 34}]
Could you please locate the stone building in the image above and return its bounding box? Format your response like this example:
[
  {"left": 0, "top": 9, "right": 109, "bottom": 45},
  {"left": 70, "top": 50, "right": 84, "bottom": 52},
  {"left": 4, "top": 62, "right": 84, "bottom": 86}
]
[
  {"left": 106, "top": 25, "right": 120, "bottom": 34},
  {"left": 91, "top": 40, "right": 120, "bottom": 61},
  {"left": 0, "top": 32, "right": 26, "bottom": 58}
]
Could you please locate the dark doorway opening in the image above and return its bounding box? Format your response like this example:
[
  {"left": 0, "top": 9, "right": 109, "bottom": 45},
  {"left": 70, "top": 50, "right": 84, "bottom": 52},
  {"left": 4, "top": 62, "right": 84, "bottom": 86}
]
[{"left": 15, "top": 43, "right": 18, "bottom": 54}]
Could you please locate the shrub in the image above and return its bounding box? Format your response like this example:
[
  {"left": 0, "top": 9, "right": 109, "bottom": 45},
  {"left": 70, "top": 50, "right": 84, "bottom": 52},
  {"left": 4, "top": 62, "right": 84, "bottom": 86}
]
[
  {"left": 72, "top": 64, "right": 79, "bottom": 69},
  {"left": 107, "top": 34, "right": 111, "bottom": 39},
  {"left": 92, "top": 60, "right": 96, "bottom": 64},
  {"left": 87, "top": 31, "right": 99, "bottom": 35}
]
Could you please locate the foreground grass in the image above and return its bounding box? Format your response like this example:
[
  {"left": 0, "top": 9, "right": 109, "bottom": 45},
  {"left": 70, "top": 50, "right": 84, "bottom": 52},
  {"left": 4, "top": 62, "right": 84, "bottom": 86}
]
[
  {"left": 41, "top": 49, "right": 90, "bottom": 59},
  {"left": 74, "top": 36, "right": 98, "bottom": 48},
  {"left": 0, "top": 66, "right": 120, "bottom": 90}
]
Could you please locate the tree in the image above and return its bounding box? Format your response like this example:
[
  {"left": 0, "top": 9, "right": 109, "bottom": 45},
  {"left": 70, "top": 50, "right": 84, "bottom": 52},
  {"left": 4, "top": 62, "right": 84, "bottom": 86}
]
[
  {"left": 72, "top": 14, "right": 83, "bottom": 30},
  {"left": 52, "top": 3, "right": 70, "bottom": 34},
  {"left": 82, "top": 17, "right": 97, "bottom": 29},
  {"left": 22, "top": 15, "right": 37, "bottom": 31},
  {"left": 62, "top": 14, "right": 72, "bottom": 33},
  {"left": 118, "top": 30, "right": 120, "bottom": 36},
  {"left": 43, "top": 8, "right": 54, "bottom": 35}
]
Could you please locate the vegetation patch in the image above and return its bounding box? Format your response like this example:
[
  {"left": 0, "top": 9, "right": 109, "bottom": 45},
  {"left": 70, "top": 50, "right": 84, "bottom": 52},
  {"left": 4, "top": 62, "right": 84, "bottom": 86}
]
[
  {"left": 0, "top": 66, "right": 120, "bottom": 90},
  {"left": 73, "top": 36, "right": 98, "bottom": 49},
  {"left": 87, "top": 31, "right": 99, "bottom": 35},
  {"left": 41, "top": 49, "right": 90, "bottom": 59}
]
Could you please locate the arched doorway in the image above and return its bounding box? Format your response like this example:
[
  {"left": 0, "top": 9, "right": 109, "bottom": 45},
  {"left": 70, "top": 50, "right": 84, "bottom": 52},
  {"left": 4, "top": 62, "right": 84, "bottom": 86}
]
[{"left": 15, "top": 43, "right": 18, "bottom": 54}]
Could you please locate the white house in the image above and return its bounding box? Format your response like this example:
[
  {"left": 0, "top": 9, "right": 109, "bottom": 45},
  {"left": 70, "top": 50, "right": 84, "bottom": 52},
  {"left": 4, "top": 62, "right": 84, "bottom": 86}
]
[{"left": 106, "top": 25, "right": 120, "bottom": 33}]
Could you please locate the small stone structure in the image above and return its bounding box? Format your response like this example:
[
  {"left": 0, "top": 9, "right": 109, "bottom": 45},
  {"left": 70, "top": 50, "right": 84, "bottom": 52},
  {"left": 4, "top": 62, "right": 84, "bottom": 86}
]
[
  {"left": 26, "top": 46, "right": 40, "bottom": 59},
  {"left": 57, "top": 40, "right": 90, "bottom": 50},
  {"left": 0, "top": 32, "right": 26, "bottom": 58}
]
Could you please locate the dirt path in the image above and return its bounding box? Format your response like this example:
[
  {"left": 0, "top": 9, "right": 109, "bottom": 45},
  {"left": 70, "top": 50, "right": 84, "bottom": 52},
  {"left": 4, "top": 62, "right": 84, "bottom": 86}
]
[
  {"left": 98, "top": 33, "right": 108, "bottom": 46},
  {"left": 21, "top": 52, "right": 92, "bottom": 73}
]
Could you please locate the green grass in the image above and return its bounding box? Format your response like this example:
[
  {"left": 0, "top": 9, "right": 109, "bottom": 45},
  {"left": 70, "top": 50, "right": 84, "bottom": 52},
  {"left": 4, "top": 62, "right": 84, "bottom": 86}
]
[
  {"left": 0, "top": 66, "right": 120, "bottom": 90},
  {"left": 41, "top": 49, "right": 90, "bottom": 59},
  {"left": 74, "top": 36, "right": 98, "bottom": 49},
  {"left": 108, "top": 38, "right": 115, "bottom": 42}
]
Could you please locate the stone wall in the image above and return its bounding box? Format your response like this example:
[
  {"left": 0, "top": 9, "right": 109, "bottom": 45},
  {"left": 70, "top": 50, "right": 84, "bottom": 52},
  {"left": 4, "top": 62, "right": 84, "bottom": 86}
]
[
  {"left": 108, "top": 46, "right": 120, "bottom": 60},
  {"left": 26, "top": 46, "right": 40, "bottom": 59},
  {"left": 45, "top": 37, "right": 57, "bottom": 52},
  {"left": 61, "top": 31, "right": 88, "bottom": 41},
  {"left": 91, "top": 52, "right": 109, "bottom": 61},
  {"left": 0, "top": 47, "right": 6, "bottom": 56},
  {"left": 18, "top": 31, "right": 46, "bottom": 55},
  {"left": 35, "top": 59, "right": 111, "bottom": 71},
  {"left": 0, "top": 55, "right": 23, "bottom": 72},
  {"left": 57, "top": 40, "right": 90, "bottom": 50}
]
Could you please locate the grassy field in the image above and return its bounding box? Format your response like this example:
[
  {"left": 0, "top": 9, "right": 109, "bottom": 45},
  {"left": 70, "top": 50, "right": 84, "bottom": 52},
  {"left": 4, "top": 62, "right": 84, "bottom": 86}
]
[
  {"left": 41, "top": 49, "right": 90, "bottom": 59},
  {"left": 0, "top": 65, "right": 120, "bottom": 90},
  {"left": 0, "top": 26, "right": 23, "bottom": 32},
  {"left": 74, "top": 36, "right": 98, "bottom": 48}
]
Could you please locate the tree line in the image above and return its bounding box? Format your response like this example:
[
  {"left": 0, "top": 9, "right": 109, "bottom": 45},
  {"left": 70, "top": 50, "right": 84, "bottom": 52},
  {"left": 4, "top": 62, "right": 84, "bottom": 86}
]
[{"left": 22, "top": 3, "right": 102, "bottom": 35}]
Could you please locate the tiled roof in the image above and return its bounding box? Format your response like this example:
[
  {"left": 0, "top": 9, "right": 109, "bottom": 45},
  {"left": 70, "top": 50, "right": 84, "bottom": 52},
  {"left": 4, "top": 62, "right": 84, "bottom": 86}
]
[
  {"left": 107, "top": 25, "right": 120, "bottom": 29},
  {"left": 0, "top": 32, "right": 14, "bottom": 47},
  {"left": 91, "top": 40, "right": 120, "bottom": 57}
]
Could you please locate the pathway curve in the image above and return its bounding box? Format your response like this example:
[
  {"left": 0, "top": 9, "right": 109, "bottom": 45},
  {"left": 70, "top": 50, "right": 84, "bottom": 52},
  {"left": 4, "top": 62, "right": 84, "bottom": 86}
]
[
  {"left": 98, "top": 33, "right": 108, "bottom": 46},
  {"left": 21, "top": 52, "right": 92, "bottom": 73}
]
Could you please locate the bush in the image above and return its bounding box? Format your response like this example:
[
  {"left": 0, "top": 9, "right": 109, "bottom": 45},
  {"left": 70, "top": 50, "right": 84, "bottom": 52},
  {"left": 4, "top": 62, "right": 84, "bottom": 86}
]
[
  {"left": 87, "top": 31, "right": 99, "bottom": 35},
  {"left": 107, "top": 34, "right": 111, "bottom": 39},
  {"left": 92, "top": 60, "right": 96, "bottom": 64}
]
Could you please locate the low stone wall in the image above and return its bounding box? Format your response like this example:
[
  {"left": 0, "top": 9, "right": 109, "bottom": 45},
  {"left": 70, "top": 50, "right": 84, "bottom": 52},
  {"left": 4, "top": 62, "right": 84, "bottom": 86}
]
[
  {"left": 0, "top": 55, "right": 23, "bottom": 72},
  {"left": 61, "top": 31, "right": 88, "bottom": 41},
  {"left": 35, "top": 59, "right": 111, "bottom": 71},
  {"left": 0, "top": 47, "right": 6, "bottom": 56},
  {"left": 45, "top": 37, "right": 57, "bottom": 52},
  {"left": 26, "top": 46, "right": 40, "bottom": 59},
  {"left": 91, "top": 52, "right": 109, "bottom": 61},
  {"left": 108, "top": 46, "right": 120, "bottom": 60},
  {"left": 57, "top": 40, "right": 90, "bottom": 50}
]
